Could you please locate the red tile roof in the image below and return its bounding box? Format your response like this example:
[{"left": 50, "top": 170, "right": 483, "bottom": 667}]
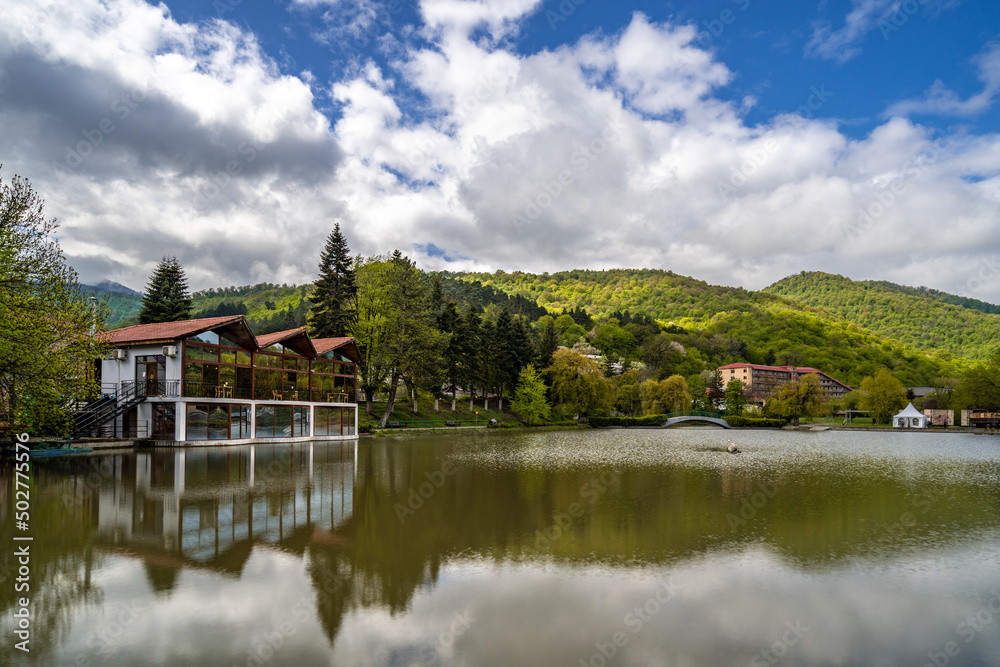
[
  {"left": 256, "top": 328, "right": 308, "bottom": 348},
  {"left": 100, "top": 315, "right": 245, "bottom": 345},
  {"left": 718, "top": 363, "right": 850, "bottom": 389},
  {"left": 312, "top": 337, "right": 355, "bottom": 354}
]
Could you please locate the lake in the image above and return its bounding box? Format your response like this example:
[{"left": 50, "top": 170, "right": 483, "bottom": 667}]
[{"left": 3, "top": 428, "right": 1000, "bottom": 666}]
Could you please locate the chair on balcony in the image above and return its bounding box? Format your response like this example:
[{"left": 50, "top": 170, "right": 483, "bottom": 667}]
[
  {"left": 327, "top": 392, "right": 346, "bottom": 403},
  {"left": 288, "top": 390, "right": 299, "bottom": 401},
  {"left": 272, "top": 390, "right": 282, "bottom": 401},
  {"left": 215, "top": 383, "right": 232, "bottom": 399}
]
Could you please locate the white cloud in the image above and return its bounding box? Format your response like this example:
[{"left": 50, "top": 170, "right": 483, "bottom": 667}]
[
  {"left": 885, "top": 40, "right": 1000, "bottom": 117},
  {"left": 2, "top": 0, "right": 1000, "bottom": 304},
  {"left": 806, "top": 0, "right": 897, "bottom": 62}
]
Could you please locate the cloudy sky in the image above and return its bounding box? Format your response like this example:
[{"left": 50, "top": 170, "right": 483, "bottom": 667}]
[{"left": 1, "top": 0, "right": 998, "bottom": 300}]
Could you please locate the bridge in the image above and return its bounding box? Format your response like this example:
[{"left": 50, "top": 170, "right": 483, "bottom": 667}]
[{"left": 662, "top": 411, "right": 731, "bottom": 428}]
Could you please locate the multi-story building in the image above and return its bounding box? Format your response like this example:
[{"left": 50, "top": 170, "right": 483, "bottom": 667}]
[
  {"left": 717, "top": 363, "right": 852, "bottom": 403},
  {"left": 82, "top": 315, "right": 359, "bottom": 443}
]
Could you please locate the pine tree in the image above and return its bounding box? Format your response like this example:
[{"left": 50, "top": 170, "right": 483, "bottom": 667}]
[
  {"left": 139, "top": 256, "right": 192, "bottom": 324},
  {"left": 537, "top": 316, "right": 559, "bottom": 369},
  {"left": 308, "top": 223, "right": 357, "bottom": 337}
]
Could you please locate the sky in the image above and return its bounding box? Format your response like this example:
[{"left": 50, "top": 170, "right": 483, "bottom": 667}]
[{"left": 1, "top": 0, "right": 999, "bottom": 301}]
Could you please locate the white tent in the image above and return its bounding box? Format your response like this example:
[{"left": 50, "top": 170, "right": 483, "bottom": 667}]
[{"left": 893, "top": 403, "right": 930, "bottom": 429}]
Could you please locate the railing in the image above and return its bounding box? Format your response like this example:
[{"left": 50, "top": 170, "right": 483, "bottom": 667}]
[
  {"left": 664, "top": 411, "right": 726, "bottom": 418},
  {"left": 179, "top": 381, "right": 355, "bottom": 403},
  {"left": 121, "top": 379, "right": 181, "bottom": 399}
]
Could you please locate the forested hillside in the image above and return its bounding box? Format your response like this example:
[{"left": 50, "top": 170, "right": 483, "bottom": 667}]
[
  {"left": 764, "top": 272, "right": 1000, "bottom": 361},
  {"left": 450, "top": 269, "right": 970, "bottom": 386},
  {"left": 90, "top": 265, "right": 987, "bottom": 388}
]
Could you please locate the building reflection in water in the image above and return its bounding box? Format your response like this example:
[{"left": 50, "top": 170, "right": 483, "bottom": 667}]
[{"left": 95, "top": 442, "right": 355, "bottom": 572}]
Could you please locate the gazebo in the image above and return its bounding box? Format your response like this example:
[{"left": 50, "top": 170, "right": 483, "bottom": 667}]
[{"left": 893, "top": 403, "right": 930, "bottom": 429}]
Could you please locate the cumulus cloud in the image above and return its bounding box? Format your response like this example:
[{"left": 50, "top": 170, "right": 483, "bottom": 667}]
[
  {"left": 885, "top": 40, "right": 1000, "bottom": 117},
  {"left": 1, "top": 0, "right": 999, "bottom": 304}
]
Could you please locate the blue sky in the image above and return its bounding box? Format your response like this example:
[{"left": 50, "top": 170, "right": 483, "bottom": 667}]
[{"left": 1, "top": 0, "right": 999, "bottom": 300}]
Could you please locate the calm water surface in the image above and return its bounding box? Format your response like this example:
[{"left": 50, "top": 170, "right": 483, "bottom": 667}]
[{"left": 3, "top": 428, "right": 1000, "bottom": 666}]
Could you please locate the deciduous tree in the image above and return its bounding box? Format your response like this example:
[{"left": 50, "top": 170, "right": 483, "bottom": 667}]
[
  {"left": 546, "top": 348, "right": 613, "bottom": 419},
  {"left": 0, "top": 170, "right": 109, "bottom": 433},
  {"left": 511, "top": 364, "right": 551, "bottom": 424},
  {"left": 858, "top": 368, "right": 907, "bottom": 424}
]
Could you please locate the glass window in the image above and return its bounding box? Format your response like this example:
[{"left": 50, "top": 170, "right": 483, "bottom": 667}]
[
  {"left": 220, "top": 365, "right": 235, "bottom": 385},
  {"left": 187, "top": 405, "right": 208, "bottom": 440},
  {"left": 185, "top": 344, "right": 200, "bottom": 359},
  {"left": 209, "top": 406, "right": 229, "bottom": 440},
  {"left": 342, "top": 408, "right": 355, "bottom": 436},
  {"left": 275, "top": 406, "right": 293, "bottom": 436},
  {"left": 204, "top": 364, "right": 219, "bottom": 388},
  {"left": 190, "top": 331, "right": 220, "bottom": 345},
  {"left": 236, "top": 367, "right": 252, "bottom": 397},
  {"left": 220, "top": 332, "right": 241, "bottom": 347},
  {"left": 267, "top": 344, "right": 284, "bottom": 353},
  {"left": 255, "top": 406, "right": 275, "bottom": 438},
  {"left": 221, "top": 350, "right": 236, "bottom": 364},
  {"left": 231, "top": 405, "right": 249, "bottom": 438},
  {"left": 237, "top": 351, "right": 251, "bottom": 365}
]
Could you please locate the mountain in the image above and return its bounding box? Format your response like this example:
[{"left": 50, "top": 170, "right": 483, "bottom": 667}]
[
  {"left": 90, "top": 280, "right": 141, "bottom": 295},
  {"left": 449, "top": 268, "right": 970, "bottom": 386},
  {"left": 763, "top": 271, "right": 1000, "bottom": 361}
]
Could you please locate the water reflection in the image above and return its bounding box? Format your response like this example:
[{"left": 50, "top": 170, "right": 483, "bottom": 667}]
[{"left": 1, "top": 430, "right": 1000, "bottom": 666}]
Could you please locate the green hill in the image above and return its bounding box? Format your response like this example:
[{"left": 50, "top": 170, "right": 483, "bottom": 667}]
[
  {"left": 448, "top": 268, "right": 970, "bottom": 386},
  {"left": 764, "top": 271, "right": 1000, "bottom": 361}
]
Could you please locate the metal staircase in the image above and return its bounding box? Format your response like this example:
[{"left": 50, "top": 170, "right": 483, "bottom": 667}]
[{"left": 72, "top": 381, "right": 147, "bottom": 438}]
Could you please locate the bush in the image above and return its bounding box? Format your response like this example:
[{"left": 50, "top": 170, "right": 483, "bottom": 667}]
[
  {"left": 725, "top": 416, "right": 787, "bottom": 428},
  {"left": 589, "top": 415, "right": 669, "bottom": 427},
  {"left": 589, "top": 414, "right": 785, "bottom": 428},
  {"left": 358, "top": 423, "right": 374, "bottom": 434}
]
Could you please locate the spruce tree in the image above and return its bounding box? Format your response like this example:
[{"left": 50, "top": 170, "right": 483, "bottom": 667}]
[
  {"left": 308, "top": 223, "right": 357, "bottom": 337},
  {"left": 139, "top": 256, "right": 192, "bottom": 324}
]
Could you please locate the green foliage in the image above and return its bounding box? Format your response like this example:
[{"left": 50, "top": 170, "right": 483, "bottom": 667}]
[
  {"left": 0, "top": 169, "right": 109, "bottom": 433},
  {"left": 858, "top": 368, "right": 907, "bottom": 424},
  {"left": 588, "top": 414, "right": 669, "bottom": 427},
  {"left": 765, "top": 271, "right": 1000, "bottom": 361},
  {"left": 724, "top": 379, "right": 747, "bottom": 416},
  {"left": 452, "top": 268, "right": 968, "bottom": 386},
  {"left": 510, "top": 364, "right": 552, "bottom": 424},
  {"left": 138, "top": 256, "right": 192, "bottom": 324},
  {"left": 725, "top": 416, "right": 787, "bottom": 427},
  {"left": 955, "top": 351, "right": 1000, "bottom": 411},
  {"left": 308, "top": 223, "right": 357, "bottom": 338},
  {"left": 546, "top": 348, "right": 614, "bottom": 418},
  {"left": 766, "top": 374, "right": 826, "bottom": 419},
  {"left": 640, "top": 375, "right": 691, "bottom": 414}
]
